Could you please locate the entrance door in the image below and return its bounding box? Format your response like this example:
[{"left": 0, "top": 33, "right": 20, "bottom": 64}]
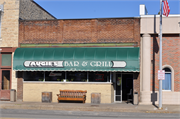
[
  {"left": 0, "top": 69, "right": 11, "bottom": 100},
  {"left": 114, "top": 73, "right": 122, "bottom": 102},
  {"left": 122, "top": 74, "right": 133, "bottom": 101}
]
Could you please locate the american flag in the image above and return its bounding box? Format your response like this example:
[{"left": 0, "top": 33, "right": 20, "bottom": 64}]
[{"left": 163, "top": 0, "right": 170, "bottom": 17}]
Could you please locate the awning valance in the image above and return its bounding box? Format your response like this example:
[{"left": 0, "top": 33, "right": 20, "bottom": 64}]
[{"left": 13, "top": 47, "right": 139, "bottom": 72}]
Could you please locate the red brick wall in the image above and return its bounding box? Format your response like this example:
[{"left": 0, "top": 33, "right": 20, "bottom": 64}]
[
  {"left": 19, "top": 18, "right": 140, "bottom": 46},
  {"left": 151, "top": 34, "right": 180, "bottom": 92},
  {"left": 133, "top": 73, "right": 140, "bottom": 101}
]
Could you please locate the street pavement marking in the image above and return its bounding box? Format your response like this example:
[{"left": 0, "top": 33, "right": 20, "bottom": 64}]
[{"left": 0, "top": 117, "right": 34, "bottom": 119}]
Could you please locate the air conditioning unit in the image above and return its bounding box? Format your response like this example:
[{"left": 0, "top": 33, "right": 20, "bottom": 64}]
[{"left": 0, "top": 5, "right": 4, "bottom": 12}]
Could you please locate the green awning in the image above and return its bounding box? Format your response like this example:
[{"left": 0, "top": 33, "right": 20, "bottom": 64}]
[{"left": 13, "top": 47, "right": 139, "bottom": 72}]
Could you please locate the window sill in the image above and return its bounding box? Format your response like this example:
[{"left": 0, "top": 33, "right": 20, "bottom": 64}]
[
  {"left": 162, "top": 90, "right": 172, "bottom": 91},
  {"left": 23, "top": 81, "right": 113, "bottom": 85}
]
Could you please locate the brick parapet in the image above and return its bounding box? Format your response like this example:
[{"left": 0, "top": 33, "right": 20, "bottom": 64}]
[{"left": 19, "top": 18, "right": 140, "bottom": 45}]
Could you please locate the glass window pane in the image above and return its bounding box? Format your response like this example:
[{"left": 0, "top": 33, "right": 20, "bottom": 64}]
[
  {"left": 89, "top": 72, "right": 109, "bottom": 82},
  {"left": 23, "top": 71, "right": 44, "bottom": 81},
  {"left": 67, "top": 72, "right": 87, "bottom": 82},
  {"left": 162, "top": 73, "right": 171, "bottom": 90},
  {"left": 116, "top": 96, "right": 121, "bottom": 101},
  {"left": 163, "top": 68, "right": 171, "bottom": 72},
  {"left": 45, "top": 71, "right": 65, "bottom": 81},
  {"left": 2, "top": 54, "right": 11, "bottom": 66},
  {"left": 116, "top": 75, "right": 121, "bottom": 95},
  {"left": 2, "top": 70, "right": 10, "bottom": 90}
]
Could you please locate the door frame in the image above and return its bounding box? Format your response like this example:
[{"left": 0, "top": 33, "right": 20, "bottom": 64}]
[
  {"left": 114, "top": 72, "right": 134, "bottom": 103},
  {"left": 0, "top": 68, "right": 12, "bottom": 100},
  {"left": 114, "top": 72, "right": 122, "bottom": 103},
  {"left": 0, "top": 48, "right": 15, "bottom": 100}
]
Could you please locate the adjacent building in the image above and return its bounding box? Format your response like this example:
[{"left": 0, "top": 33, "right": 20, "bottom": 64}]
[
  {"left": 0, "top": 0, "right": 55, "bottom": 101},
  {"left": 140, "top": 5, "right": 180, "bottom": 104}
]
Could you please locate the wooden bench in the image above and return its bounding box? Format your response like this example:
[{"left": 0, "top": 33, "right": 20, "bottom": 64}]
[{"left": 57, "top": 90, "right": 87, "bottom": 103}]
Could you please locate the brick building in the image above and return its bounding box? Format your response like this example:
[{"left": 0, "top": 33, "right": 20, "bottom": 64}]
[
  {"left": 14, "top": 18, "right": 140, "bottom": 103},
  {"left": 140, "top": 5, "right": 180, "bottom": 104},
  {"left": 3, "top": 2, "right": 179, "bottom": 105},
  {"left": 0, "top": 0, "right": 55, "bottom": 101}
]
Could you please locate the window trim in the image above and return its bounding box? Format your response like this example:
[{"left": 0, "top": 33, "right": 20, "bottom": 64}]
[{"left": 162, "top": 65, "right": 174, "bottom": 92}]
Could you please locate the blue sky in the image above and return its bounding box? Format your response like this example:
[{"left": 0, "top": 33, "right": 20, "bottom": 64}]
[{"left": 34, "top": 0, "right": 180, "bottom": 19}]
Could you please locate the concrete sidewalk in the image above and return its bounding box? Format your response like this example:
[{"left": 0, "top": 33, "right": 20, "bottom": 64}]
[{"left": 0, "top": 101, "right": 180, "bottom": 113}]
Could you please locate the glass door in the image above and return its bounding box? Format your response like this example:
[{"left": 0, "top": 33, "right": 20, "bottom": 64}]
[
  {"left": 114, "top": 73, "right": 122, "bottom": 102},
  {"left": 0, "top": 69, "right": 11, "bottom": 100}
]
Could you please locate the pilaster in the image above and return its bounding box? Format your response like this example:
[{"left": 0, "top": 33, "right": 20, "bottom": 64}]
[{"left": 140, "top": 33, "right": 151, "bottom": 104}]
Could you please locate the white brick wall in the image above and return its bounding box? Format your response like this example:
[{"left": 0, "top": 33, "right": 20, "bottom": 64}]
[{"left": 0, "top": 0, "right": 19, "bottom": 47}]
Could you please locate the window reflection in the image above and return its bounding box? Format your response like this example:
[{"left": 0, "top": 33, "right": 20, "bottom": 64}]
[
  {"left": 89, "top": 72, "right": 109, "bottom": 82},
  {"left": 23, "top": 71, "right": 44, "bottom": 81},
  {"left": 45, "top": 71, "right": 65, "bottom": 81},
  {"left": 23, "top": 71, "right": 110, "bottom": 82},
  {"left": 67, "top": 72, "right": 87, "bottom": 82}
]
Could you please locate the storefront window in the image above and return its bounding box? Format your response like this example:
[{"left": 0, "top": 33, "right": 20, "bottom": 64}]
[
  {"left": 45, "top": 71, "right": 65, "bottom": 82},
  {"left": 89, "top": 72, "right": 109, "bottom": 82},
  {"left": 23, "top": 71, "right": 111, "bottom": 82},
  {"left": 23, "top": 71, "right": 44, "bottom": 81},
  {"left": 67, "top": 72, "right": 87, "bottom": 82}
]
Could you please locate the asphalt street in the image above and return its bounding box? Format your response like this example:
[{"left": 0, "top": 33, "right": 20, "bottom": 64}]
[{"left": 0, "top": 109, "right": 180, "bottom": 119}]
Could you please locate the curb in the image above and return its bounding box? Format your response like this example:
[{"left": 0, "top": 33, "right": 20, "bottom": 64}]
[{"left": 1, "top": 104, "right": 179, "bottom": 114}]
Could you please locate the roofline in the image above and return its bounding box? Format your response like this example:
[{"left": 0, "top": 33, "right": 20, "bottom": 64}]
[
  {"left": 19, "top": 16, "right": 140, "bottom": 21},
  {"left": 140, "top": 14, "right": 180, "bottom": 18},
  {"left": 31, "top": 0, "right": 56, "bottom": 19}
]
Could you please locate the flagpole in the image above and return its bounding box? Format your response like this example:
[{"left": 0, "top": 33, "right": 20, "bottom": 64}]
[{"left": 159, "top": 0, "right": 163, "bottom": 109}]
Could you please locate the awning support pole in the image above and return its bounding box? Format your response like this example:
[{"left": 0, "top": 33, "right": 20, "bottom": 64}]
[
  {"left": 65, "top": 72, "right": 67, "bottom": 82},
  {"left": 43, "top": 71, "right": 45, "bottom": 82},
  {"left": 110, "top": 72, "right": 112, "bottom": 82},
  {"left": 87, "top": 72, "right": 89, "bottom": 82}
]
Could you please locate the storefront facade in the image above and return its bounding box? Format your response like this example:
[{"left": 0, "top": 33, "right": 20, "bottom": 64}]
[
  {"left": 13, "top": 47, "right": 139, "bottom": 103},
  {"left": 15, "top": 18, "right": 141, "bottom": 103}
]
